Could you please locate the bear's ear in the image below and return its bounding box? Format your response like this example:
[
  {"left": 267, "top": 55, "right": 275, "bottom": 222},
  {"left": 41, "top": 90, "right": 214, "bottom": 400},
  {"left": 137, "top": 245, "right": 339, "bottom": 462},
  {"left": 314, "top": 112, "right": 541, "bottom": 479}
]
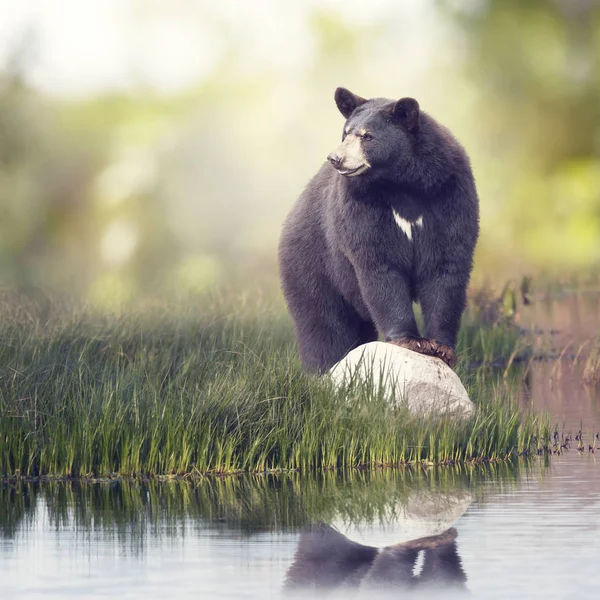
[
  {"left": 334, "top": 87, "right": 367, "bottom": 119},
  {"left": 393, "top": 97, "right": 420, "bottom": 131}
]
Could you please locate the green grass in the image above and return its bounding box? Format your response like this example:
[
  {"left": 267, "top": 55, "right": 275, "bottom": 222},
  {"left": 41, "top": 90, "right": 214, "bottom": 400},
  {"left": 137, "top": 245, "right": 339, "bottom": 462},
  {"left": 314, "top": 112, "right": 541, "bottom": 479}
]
[{"left": 0, "top": 292, "right": 550, "bottom": 479}]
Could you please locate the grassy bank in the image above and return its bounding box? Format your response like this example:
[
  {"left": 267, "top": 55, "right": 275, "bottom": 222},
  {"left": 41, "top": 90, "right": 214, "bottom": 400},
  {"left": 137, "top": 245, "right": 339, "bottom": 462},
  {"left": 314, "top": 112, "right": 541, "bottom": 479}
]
[{"left": 0, "top": 292, "right": 549, "bottom": 479}]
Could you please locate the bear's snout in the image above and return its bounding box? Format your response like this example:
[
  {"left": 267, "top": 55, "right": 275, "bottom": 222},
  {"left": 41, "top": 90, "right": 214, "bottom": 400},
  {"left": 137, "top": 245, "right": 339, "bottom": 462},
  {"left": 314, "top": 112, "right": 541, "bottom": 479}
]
[{"left": 327, "top": 152, "right": 343, "bottom": 169}]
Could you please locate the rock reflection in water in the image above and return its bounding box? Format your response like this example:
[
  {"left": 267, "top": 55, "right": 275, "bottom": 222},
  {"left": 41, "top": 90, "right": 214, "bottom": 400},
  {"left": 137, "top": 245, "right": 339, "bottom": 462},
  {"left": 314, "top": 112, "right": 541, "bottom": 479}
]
[{"left": 330, "top": 489, "right": 474, "bottom": 547}]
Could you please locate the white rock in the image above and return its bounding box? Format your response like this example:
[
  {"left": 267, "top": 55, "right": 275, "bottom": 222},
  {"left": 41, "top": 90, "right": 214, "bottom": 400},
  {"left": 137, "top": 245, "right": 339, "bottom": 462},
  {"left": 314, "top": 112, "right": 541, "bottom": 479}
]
[{"left": 329, "top": 341, "right": 474, "bottom": 417}]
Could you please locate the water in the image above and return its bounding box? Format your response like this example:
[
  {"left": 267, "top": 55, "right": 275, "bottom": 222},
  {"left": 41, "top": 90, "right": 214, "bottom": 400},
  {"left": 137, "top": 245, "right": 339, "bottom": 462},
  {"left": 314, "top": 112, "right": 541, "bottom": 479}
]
[{"left": 2, "top": 296, "right": 600, "bottom": 599}]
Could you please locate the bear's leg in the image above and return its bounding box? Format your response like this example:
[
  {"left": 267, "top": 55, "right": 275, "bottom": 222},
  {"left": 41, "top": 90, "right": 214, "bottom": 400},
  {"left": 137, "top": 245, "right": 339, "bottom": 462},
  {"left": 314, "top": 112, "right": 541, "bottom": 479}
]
[
  {"left": 416, "top": 276, "right": 468, "bottom": 368},
  {"left": 354, "top": 269, "right": 420, "bottom": 343},
  {"left": 291, "top": 293, "right": 376, "bottom": 374},
  {"left": 352, "top": 268, "right": 447, "bottom": 363},
  {"left": 357, "top": 319, "right": 378, "bottom": 345}
]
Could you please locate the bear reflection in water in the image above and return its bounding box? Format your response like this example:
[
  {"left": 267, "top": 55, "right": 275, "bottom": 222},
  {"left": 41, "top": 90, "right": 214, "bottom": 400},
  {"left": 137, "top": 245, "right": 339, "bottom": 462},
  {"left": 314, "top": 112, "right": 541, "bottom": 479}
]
[{"left": 284, "top": 524, "right": 466, "bottom": 597}]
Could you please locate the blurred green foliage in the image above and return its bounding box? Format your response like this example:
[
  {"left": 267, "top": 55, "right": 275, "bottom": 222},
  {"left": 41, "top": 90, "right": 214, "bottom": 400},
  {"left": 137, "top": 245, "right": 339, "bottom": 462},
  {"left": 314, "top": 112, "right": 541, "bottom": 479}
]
[
  {"left": 442, "top": 0, "right": 600, "bottom": 274},
  {"left": 0, "top": 68, "right": 98, "bottom": 289},
  {"left": 1, "top": 1, "right": 600, "bottom": 301}
]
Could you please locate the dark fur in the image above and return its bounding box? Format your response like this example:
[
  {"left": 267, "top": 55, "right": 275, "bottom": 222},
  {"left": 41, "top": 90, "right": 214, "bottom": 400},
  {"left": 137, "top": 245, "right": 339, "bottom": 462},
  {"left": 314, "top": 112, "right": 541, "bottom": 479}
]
[
  {"left": 278, "top": 88, "right": 479, "bottom": 373},
  {"left": 283, "top": 523, "right": 467, "bottom": 594},
  {"left": 284, "top": 523, "right": 378, "bottom": 590}
]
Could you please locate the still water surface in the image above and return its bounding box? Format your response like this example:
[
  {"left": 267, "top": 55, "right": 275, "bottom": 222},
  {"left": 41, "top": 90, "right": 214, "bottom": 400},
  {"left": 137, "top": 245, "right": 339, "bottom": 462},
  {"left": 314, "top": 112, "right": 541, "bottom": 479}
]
[{"left": 1, "top": 297, "right": 599, "bottom": 599}]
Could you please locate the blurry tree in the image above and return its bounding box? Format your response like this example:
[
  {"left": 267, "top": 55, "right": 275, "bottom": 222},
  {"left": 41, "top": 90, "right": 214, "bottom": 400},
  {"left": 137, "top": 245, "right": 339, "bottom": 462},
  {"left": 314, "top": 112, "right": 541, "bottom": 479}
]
[
  {"left": 5, "top": 1, "right": 599, "bottom": 300},
  {"left": 0, "top": 55, "right": 99, "bottom": 291},
  {"left": 0, "top": 41, "right": 181, "bottom": 299},
  {"left": 441, "top": 0, "right": 600, "bottom": 273}
]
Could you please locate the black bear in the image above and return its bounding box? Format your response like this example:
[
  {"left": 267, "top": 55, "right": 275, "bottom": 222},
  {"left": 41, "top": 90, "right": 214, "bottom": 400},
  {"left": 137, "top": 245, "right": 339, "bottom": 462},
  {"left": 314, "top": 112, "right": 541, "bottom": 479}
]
[{"left": 278, "top": 88, "right": 479, "bottom": 373}]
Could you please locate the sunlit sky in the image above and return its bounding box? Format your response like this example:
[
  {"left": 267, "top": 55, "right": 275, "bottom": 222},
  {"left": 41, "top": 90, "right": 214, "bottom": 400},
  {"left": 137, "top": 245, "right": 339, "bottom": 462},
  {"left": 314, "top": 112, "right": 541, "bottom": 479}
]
[{"left": 0, "top": 0, "right": 439, "bottom": 96}]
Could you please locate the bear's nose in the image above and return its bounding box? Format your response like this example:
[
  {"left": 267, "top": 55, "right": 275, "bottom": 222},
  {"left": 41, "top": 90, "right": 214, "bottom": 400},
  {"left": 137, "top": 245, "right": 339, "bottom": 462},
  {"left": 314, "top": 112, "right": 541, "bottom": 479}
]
[{"left": 327, "top": 153, "right": 343, "bottom": 169}]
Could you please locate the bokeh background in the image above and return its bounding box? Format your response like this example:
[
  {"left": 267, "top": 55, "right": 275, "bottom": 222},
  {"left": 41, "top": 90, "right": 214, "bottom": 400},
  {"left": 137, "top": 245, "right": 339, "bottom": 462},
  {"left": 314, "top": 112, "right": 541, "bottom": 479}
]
[{"left": 1, "top": 0, "right": 600, "bottom": 304}]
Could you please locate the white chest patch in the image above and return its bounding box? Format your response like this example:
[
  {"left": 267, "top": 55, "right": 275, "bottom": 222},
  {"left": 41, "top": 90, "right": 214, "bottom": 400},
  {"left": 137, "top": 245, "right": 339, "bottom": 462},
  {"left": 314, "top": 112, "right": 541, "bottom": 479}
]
[{"left": 392, "top": 211, "right": 423, "bottom": 241}]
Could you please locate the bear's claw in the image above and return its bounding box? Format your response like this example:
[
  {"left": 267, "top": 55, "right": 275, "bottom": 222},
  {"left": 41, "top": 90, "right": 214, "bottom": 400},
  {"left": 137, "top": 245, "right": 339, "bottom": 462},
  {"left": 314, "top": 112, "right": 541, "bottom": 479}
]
[{"left": 389, "top": 337, "right": 457, "bottom": 369}]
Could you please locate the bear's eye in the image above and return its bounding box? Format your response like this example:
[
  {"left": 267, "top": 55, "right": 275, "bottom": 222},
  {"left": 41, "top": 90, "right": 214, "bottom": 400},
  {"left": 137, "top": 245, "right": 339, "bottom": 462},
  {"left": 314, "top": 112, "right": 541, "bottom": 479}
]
[{"left": 362, "top": 133, "right": 373, "bottom": 141}]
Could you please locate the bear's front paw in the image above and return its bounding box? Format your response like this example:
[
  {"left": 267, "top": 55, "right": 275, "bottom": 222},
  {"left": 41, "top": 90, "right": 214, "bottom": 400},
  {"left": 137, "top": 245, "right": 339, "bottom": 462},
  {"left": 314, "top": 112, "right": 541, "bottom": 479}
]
[
  {"left": 429, "top": 341, "right": 458, "bottom": 369},
  {"left": 388, "top": 336, "right": 439, "bottom": 357},
  {"left": 388, "top": 337, "right": 457, "bottom": 369}
]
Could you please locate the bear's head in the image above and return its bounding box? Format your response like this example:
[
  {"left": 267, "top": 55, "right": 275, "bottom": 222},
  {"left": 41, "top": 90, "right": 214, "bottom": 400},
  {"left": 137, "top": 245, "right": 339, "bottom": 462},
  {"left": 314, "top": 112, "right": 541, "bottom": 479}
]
[{"left": 327, "top": 87, "right": 420, "bottom": 181}]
